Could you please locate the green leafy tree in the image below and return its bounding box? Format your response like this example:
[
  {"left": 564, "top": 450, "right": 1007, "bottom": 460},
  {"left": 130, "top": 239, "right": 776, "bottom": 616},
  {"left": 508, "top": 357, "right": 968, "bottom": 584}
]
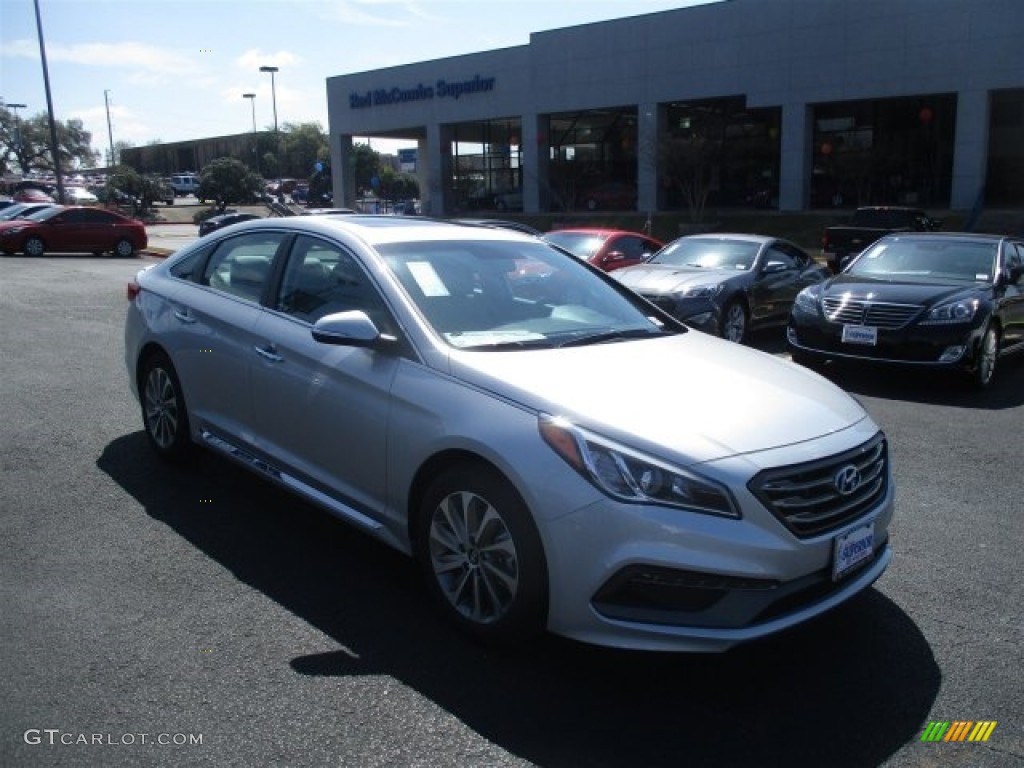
[
  {"left": 105, "top": 165, "right": 168, "bottom": 213},
  {"left": 197, "top": 156, "right": 264, "bottom": 209},
  {"left": 0, "top": 107, "right": 98, "bottom": 175},
  {"left": 350, "top": 143, "right": 380, "bottom": 195},
  {"left": 279, "top": 121, "right": 328, "bottom": 179}
]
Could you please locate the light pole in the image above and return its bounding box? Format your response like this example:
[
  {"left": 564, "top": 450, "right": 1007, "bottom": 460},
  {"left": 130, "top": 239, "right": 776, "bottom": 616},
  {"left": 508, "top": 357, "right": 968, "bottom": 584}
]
[
  {"left": 242, "top": 93, "right": 257, "bottom": 173},
  {"left": 259, "top": 65, "right": 281, "bottom": 200},
  {"left": 104, "top": 90, "right": 115, "bottom": 168}
]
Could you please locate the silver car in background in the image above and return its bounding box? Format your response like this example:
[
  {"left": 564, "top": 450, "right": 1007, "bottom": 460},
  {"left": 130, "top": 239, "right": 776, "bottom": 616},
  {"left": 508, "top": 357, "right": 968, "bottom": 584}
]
[{"left": 124, "top": 216, "right": 893, "bottom": 652}]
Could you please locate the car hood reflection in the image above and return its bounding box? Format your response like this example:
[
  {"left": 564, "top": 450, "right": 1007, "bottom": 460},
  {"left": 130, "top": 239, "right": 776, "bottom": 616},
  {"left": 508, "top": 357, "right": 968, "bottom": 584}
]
[{"left": 448, "top": 331, "right": 865, "bottom": 463}]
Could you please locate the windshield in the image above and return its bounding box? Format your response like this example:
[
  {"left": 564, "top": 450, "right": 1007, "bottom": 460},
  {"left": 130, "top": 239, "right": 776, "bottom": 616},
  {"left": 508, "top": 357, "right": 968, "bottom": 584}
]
[
  {"left": 542, "top": 232, "right": 607, "bottom": 260},
  {"left": 379, "top": 239, "right": 674, "bottom": 349},
  {"left": 651, "top": 238, "right": 759, "bottom": 270},
  {"left": 0, "top": 204, "right": 35, "bottom": 221},
  {"left": 26, "top": 206, "right": 65, "bottom": 222},
  {"left": 849, "top": 239, "right": 997, "bottom": 282}
]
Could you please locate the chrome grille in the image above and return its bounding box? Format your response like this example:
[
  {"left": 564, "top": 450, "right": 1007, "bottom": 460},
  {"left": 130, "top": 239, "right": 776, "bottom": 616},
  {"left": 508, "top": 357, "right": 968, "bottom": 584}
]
[
  {"left": 821, "top": 297, "right": 920, "bottom": 329},
  {"left": 748, "top": 434, "right": 888, "bottom": 538}
]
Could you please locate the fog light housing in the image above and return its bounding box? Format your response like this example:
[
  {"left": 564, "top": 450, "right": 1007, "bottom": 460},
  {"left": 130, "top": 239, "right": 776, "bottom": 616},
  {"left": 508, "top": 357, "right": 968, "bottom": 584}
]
[{"left": 939, "top": 345, "right": 966, "bottom": 362}]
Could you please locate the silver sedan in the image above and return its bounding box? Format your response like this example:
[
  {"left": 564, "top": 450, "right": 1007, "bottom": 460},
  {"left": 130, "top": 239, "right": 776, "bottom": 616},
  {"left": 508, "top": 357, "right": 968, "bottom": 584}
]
[{"left": 124, "top": 215, "right": 894, "bottom": 651}]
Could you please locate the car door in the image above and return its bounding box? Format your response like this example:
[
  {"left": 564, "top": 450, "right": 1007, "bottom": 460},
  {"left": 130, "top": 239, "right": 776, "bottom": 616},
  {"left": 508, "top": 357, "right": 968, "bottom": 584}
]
[
  {"left": 750, "top": 242, "right": 824, "bottom": 324},
  {"left": 165, "top": 230, "right": 291, "bottom": 446},
  {"left": 248, "top": 234, "right": 405, "bottom": 517},
  {"left": 998, "top": 241, "right": 1024, "bottom": 350},
  {"left": 42, "top": 208, "right": 95, "bottom": 252}
]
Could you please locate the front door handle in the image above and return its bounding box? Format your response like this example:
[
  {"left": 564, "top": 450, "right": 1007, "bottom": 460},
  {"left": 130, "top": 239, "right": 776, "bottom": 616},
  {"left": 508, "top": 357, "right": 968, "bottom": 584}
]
[
  {"left": 253, "top": 343, "right": 283, "bottom": 363},
  {"left": 173, "top": 308, "right": 196, "bottom": 324}
]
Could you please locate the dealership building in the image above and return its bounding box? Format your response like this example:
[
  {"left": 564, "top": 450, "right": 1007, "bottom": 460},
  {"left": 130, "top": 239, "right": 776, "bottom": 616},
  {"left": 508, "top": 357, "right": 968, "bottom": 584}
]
[{"left": 326, "top": 0, "right": 1023, "bottom": 216}]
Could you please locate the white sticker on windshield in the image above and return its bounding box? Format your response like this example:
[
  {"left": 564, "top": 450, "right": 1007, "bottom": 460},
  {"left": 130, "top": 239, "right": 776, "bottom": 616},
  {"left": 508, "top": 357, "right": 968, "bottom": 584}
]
[
  {"left": 975, "top": 273, "right": 989, "bottom": 281},
  {"left": 407, "top": 261, "right": 450, "bottom": 297}
]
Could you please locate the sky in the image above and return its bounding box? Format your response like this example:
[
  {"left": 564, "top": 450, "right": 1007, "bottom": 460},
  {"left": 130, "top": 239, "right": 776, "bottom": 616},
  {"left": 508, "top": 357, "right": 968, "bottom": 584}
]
[{"left": 1, "top": 0, "right": 714, "bottom": 160}]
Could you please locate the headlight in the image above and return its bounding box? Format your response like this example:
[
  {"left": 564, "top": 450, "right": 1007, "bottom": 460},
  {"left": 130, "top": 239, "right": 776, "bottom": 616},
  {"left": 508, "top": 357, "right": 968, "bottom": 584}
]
[
  {"left": 920, "top": 299, "right": 978, "bottom": 325},
  {"left": 793, "top": 287, "right": 820, "bottom": 314},
  {"left": 2, "top": 226, "right": 26, "bottom": 236},
  {"left": 680, "top": 283, "right": 723, "bottom": 299},
  {"left": 538, "top": 414, "right": 740, "bottom": 518}
]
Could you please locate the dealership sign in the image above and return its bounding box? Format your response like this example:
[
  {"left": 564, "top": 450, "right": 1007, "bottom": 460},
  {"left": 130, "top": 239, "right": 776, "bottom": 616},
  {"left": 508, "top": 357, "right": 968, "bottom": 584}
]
[{"left": 350, "top": 75, "right": 495, "bottom": 109}]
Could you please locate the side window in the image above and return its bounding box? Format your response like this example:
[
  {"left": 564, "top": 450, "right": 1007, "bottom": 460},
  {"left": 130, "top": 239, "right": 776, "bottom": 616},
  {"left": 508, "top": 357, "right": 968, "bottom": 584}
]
[
  {"left": 81, "top": 209, "right": 117, "bottom": 224},
  {"left": 276, "top": 235, "right": 394, "bottom": 330},
  {"left": 170, "top": 242, "right": 216, "bottom": 282},
  {"left": 764, "top": 245, "right": 798, "bottom": 270},
  {"left": 200, "top": 232, "right": 287, "bottom": 303}
]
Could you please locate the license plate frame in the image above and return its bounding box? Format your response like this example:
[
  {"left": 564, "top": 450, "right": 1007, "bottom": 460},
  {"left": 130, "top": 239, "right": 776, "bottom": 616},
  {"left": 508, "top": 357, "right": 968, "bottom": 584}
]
[
  {"left": 832, "top": 521, "right": 875, "bottom": 581},
  {"left": 841, "top": 324, "right": 878, "bottom": 346}
]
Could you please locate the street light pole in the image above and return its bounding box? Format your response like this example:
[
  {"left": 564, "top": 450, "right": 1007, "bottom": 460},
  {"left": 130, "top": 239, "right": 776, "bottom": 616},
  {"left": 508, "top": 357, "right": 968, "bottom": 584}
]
[
  {"left": 259, "top": 65, "right": 281, "bottom": 201},
  {"left": 242, "top": 93, "right": 257, "bottom": 175},
  {"left": 104, "top": 90, "right": 116, "bottom": 168}
]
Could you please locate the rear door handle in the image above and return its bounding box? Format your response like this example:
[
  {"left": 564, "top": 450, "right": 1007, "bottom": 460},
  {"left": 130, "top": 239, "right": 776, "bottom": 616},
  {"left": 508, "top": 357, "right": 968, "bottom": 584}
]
[
  {"left": 173, "top": 308, "right": 196, "bottom": 324},
  {"left": 253, "top": 344, "right": 283, "bottom": 363}
]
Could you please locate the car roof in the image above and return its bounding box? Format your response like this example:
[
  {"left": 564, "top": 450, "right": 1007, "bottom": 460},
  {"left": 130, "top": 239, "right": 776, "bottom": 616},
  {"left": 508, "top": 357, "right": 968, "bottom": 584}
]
[
  {"left": 672, "top": 232, "right": 776, "bottom": 244},
  {"left": 545, "top": 228, "right": 648, "bottom": 236},
  {"left": 882, "top": 231, "right": 1013, "bottom": 244},
  {"left": 230, "top": 214, "right": 540, "bottom": 246}
]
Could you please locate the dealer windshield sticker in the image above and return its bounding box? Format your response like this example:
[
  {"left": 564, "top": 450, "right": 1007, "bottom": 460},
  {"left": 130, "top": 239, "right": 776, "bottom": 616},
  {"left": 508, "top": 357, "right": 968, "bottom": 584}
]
[{"left": 407, "top": 261, "right": 450, "bottom": 297}]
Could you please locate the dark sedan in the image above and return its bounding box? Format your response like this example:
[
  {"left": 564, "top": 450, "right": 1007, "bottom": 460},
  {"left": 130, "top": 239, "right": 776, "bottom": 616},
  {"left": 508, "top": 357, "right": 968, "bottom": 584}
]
[
  {"left": 198, "top": 212, "right": 262, "bottom": 237},
  {"left": 787, "top": 232, "right": 1024, "bottom": 388},
  {"left": 614, "top": 234, "right": 828, "bottom": 343}
]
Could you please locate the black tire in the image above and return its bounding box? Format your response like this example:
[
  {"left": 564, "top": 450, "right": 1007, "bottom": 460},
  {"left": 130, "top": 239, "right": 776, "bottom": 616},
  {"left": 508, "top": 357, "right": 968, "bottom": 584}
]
[
  {"left": 969, "top": 325, "right": 999, "bottom": 389},
  {"left": 720, "top": 299, "right": 748, "bottom": 343},
  {"left": 23, "top": 236, "right": 45, "bottom": 257},
  {"left": 414, "top": 465, "right": 548, "bottom": 645},
  {"left": 139, "top": 352, "right": 193, "bottom": 462},
  {"left": 113, "top": 238, "right": 136, "bottom": 258}
]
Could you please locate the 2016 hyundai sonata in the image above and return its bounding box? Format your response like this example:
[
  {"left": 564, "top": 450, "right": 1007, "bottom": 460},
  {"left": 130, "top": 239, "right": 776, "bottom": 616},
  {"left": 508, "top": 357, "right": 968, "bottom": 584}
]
[{"left": 125, "top": 215, "right": 894, "bottom": 651}]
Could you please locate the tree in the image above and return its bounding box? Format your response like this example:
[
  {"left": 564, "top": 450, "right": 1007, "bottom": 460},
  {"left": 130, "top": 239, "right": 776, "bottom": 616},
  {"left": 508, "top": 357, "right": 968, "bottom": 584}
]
[
  {"left": 656, "top": 108, "right": 727, "bottom": 224},
  {"left": 350, "top": 143, "right": 380, "bottom": 195},
  {"left": 0, "top": 107, "right": 98, "bottom": 176},
  {"left": 279, "top": 122, "right": 328, "bottom": 179},
  {"left": 197, "top": 157, "right": 263, "bottom": 209},
  {"left": 107, "top": 165, "right": 168, "bottom": 212}
]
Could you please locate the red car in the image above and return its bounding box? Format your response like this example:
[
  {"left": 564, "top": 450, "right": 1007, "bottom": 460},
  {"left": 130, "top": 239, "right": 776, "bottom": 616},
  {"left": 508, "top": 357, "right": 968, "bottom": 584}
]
[
  {"left": 0, "top": 205, "right": 147, "bottom": 258},
  {"left": 543, "top": 228, "right": 663, "bottom": 271}
]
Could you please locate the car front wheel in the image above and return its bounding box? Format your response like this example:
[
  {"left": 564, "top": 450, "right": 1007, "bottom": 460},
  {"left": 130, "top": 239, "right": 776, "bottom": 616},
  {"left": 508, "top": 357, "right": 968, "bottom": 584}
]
[
  {"left": 720, "top": 299, "right": 748, "bottom": 343},
  {"left": 140, "top": 352, "right": 192, "bottom": 461},
  {"left": 23, "top": 236, "right": 45, "bottom": 257},
  {"left": 970, "top": 325, "right": 999, "bottom": 389},
  {"left": 114, "top": 238, "right": 136, "bottom": 258},
  {"left": 415, "top": 465, "right": 548, "bottom": 645}
]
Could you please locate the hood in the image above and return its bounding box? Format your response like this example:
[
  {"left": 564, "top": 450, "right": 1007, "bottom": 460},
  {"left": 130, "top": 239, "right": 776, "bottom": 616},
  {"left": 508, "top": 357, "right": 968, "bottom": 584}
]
[
  {"left": 614, "top": 263, "right": 738, "bottom": 294},
  {"left": 0, "top": 219, "right": 38, "bottom": 232},
  {"left": 823, "top": 274, "right": 989, "bottom": 305},
  {"left": 448, "top": 331, "right": 865, "bottom": 465}
]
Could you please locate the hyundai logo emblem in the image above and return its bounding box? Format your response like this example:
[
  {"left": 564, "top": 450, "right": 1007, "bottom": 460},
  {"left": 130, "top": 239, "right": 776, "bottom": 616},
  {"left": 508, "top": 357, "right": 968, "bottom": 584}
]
[{"left": 834, "top": 465, "right": 861, "bottom": 496}]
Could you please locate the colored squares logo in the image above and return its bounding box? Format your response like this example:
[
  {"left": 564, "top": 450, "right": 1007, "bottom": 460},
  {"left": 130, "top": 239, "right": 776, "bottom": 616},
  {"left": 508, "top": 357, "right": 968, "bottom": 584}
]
[{"left": 920, "top": 721, "right": 997, "bottom": 742}]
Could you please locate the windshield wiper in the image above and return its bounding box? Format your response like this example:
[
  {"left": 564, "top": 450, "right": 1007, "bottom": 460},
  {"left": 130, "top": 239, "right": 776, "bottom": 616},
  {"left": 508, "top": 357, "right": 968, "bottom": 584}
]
[
  {"left": 557, "top": 328, "right": 671, "bottom": 348},
  {"left": 459, "top": 338, "right": 556, "bottom": 351}
]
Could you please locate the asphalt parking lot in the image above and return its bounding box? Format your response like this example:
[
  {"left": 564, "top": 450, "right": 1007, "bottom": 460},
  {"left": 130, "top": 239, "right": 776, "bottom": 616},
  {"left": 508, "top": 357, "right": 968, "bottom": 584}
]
[{"left": 1, "top": 254, "right": 1022, "bottom": 768}]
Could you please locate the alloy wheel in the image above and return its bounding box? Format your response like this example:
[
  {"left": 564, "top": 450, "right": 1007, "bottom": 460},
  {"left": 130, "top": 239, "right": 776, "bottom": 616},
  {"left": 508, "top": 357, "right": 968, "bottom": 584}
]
[{"left": 427, "top": 490, "right": 520, "bottom": 625}]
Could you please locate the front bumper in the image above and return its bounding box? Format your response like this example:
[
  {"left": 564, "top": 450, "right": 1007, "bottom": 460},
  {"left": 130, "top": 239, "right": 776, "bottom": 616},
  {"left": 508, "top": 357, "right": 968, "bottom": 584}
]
[
  {"left": 538, "top": 421, "right": 894, "bottom": 652},
  {"left": 641, "top": 294, "right": 721, "bottom": 335},
  {"left": 787, "top": 310, "right": 983, "bottom": 370}
]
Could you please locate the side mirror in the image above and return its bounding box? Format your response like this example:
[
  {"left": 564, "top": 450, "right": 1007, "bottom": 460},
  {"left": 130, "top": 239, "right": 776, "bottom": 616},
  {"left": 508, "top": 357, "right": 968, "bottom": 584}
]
[
  {"left": 602, "top": 250, "right": 626, "bottom": 263},
  {"left": 312, "top": 310, "right": 389, "bottom": 348},
  {"left": 762, "top": 261, "right": 787, "bottom": 274}
]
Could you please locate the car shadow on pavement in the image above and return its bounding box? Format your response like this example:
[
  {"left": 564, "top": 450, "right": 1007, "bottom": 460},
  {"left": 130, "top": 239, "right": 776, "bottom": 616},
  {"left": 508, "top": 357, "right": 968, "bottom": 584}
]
[{"left": 98, "top": 432, "right": 940, "bottom": 768}]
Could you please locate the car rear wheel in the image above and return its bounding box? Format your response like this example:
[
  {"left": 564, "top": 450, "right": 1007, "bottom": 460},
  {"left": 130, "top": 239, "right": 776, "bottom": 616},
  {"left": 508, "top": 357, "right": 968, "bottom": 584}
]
[
  {"left": 113, "top": 238, "right": 136, "bottom": 258},
  {"left": 23, "top": 236, "right": 45, "bottom": 257},
  {"left": 970, "top": 325, "right": 999, "bottom": 389},
  {"left": 720, "top": 300, "right": 748, "bottom": 343},
  {"left": 140, "top": 352, "right": 192, "bottom": 461},
  {"left": 414, "top": 465, "right": 548, "bottom": 645}
]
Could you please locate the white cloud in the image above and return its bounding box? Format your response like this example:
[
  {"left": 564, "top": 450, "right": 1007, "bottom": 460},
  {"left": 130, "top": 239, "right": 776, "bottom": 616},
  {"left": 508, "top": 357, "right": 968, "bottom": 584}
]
[
  {"left": 2, "top": 38, "right": 203, "bottom": 78},
  {"left": 235, "top": 49, "right": 303, "bottom": 72}
]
